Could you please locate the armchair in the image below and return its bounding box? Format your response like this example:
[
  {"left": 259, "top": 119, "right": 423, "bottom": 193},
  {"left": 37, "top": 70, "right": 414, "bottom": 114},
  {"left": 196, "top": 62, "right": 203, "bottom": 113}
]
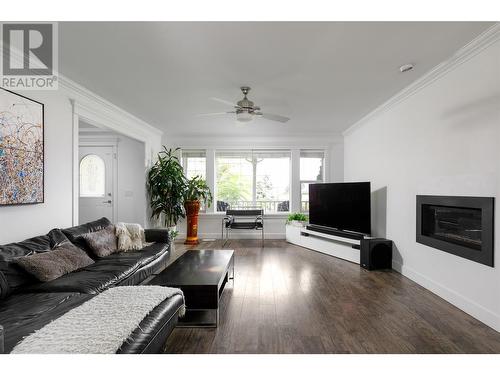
[{"left": 222, "top": 209, "right": 264, "bottom": 246}]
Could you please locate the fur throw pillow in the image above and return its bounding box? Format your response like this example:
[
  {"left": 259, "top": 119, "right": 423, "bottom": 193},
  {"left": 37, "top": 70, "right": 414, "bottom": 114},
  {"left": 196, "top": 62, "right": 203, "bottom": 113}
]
[
  {"left": 115, "top": 223, "right": 146, "bottom": 252},
  {"left": 80, "top": 225, "right": 119, "bottom": 257},
  {"left": 14, "top": 242, "right": 94, "bottom": 282}
]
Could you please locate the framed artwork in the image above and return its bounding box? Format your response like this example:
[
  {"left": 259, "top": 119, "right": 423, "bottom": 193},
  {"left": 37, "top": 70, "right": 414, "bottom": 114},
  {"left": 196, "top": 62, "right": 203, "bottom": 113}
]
[{"left": 0, "top": 88, "right": 44, "bottom": 205}]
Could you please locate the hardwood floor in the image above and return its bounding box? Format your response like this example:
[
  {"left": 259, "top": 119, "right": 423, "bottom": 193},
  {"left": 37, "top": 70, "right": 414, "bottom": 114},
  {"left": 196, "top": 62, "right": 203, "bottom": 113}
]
[{"left": 163, "top": 239, "right": 500, "bottom": 354}]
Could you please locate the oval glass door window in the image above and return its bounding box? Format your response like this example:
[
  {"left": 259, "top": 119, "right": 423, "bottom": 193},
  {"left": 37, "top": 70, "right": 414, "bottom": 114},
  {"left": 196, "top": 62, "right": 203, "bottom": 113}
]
[{"left": 80, "top": 154, "right": 106, "bottom": 197}]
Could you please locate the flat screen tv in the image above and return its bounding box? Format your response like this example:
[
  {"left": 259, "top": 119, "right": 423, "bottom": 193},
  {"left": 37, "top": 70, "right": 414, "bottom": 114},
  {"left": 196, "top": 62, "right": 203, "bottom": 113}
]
[{"left": 309, "top": 182, "right": 371, "bottom": 235}]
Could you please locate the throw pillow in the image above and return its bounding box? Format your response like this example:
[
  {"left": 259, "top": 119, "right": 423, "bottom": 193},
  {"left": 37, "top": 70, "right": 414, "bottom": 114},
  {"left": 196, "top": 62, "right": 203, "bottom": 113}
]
[
  {"left": 80, "top": 225, "right": 119, "bottom": 257},
  {"left": 115, "top": 222, "right": 146, "bottom": 252},
  {"left": 14, "top": 242, "right": 94, "bottom": 282}
]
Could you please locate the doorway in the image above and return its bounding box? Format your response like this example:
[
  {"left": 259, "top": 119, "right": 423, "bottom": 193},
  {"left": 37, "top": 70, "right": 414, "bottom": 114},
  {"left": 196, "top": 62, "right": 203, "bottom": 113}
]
[
  {"left": 78, "top": 145, "right": 116, "bottom": 224},
  {"left": 76, "top": 120, "right": 147, "bottom": 226}
]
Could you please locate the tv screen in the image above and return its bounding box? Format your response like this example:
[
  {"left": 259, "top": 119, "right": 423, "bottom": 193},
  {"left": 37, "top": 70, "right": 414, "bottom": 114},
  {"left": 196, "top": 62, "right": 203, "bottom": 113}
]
[{"left": 309, "top": 182, "right": 371, "bottom": 235}]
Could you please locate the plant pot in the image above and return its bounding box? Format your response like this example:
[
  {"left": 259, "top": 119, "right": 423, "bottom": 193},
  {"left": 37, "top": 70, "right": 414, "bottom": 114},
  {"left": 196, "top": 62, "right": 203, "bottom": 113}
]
[
  {"left": 290, "top": 220, "right": 306, "bottom": 227},
  {"left": 184, "top": 200, "right": 201, "bottom": 245}
]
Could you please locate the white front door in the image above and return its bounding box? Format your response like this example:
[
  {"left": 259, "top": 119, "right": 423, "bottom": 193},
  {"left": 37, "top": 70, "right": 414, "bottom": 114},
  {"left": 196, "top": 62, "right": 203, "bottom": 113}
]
[{"left": 79, "top": 146, "right": 115, "bottom": 224}]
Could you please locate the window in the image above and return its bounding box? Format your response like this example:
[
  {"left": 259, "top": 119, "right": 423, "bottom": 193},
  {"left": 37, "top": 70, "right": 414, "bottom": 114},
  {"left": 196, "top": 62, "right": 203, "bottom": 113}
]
[
  {"left": 181, "top": 150, "right": 206, "bottom": 180},
  {"left": 300, "top": 150, "right": 325, "bottom": 211},
  {"left": 216, "top": 150, "right": 290, "bottom": 213},
  {"left": 181, "top": 149, "right": 207, "bottom": 211},
  {"left": 80, "top": 154, "right": 105, "bottom": 197}
]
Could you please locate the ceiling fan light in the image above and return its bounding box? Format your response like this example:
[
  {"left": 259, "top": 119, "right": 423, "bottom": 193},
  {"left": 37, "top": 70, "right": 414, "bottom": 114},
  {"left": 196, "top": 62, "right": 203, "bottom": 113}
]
[{"left": 236, "top": 111, "right": 253, "bottom": 122}]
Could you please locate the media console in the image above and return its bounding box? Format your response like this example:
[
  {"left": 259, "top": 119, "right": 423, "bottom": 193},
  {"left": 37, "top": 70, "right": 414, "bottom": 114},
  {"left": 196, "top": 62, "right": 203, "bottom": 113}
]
[
  {"left": 286, "top": 224, "right": 363, "bottom": 264},
  {"left": 305, "top": 225, "right": 365, "bottom": 240}
]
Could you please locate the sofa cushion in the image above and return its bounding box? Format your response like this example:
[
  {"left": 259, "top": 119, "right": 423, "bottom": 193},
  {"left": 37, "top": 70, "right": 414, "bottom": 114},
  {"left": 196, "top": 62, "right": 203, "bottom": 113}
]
[
  {"left": 1, "top": 291, "right": 182, "bottom": 354},
  {"left": 104, "top": 242, "right": 169, "bottom": 268},
  {"left": 117, "top": 245, "right": 171, "bottom": 287},
  {"left": 0, "top": 271, "right": 9, "bottom": 299},
  {"left": 80, "top": 225, "right": 119, "bottom": 257},
  {"left": 144, "top": 228, "right": 170, "bottom": 244},
  {"left": 21, "top": 256, "right": 141, "bottom": 294},
  {"left": 21, "top": 242, "right": 170, "bottom": 294},
  {"left": 0, "top": 229, "right": 71, "bottom": 292},
  {"left": 0, "top": 292, "right": 93, "bottom": 353},
  {"left": 117, "top": 293, "right": 184, "bottom": 354},
  {"left": 14, "top": 243, "right": 94, "bottom": 282}
]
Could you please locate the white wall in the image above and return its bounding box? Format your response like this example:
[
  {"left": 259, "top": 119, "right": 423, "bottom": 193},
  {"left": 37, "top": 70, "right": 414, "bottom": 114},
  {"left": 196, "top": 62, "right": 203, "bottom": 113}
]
[
  {"left": 329, "top": 142, "right": 344, "bottom": 183},
  {"left": 343, "top": 39, "right": 500, "bottom": 330},
  {"left": 116, "top": 136, "right": 146, "bottom": 225},
  {"left": 0, "top": 54, "right": 162, "bottom": 244},
  {"left": 176, "top": 214, "right": 287, "bottom": 241},
  {"left": 0, "top": 90, "right": 74, "bottom": 244}
]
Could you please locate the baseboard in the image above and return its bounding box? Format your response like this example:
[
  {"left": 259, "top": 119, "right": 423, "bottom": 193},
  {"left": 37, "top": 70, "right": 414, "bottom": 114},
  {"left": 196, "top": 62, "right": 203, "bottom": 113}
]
[
  {"left": 176, "top": 232, "right": 286, "bottom": 240},
  {"left": 392, "top": 260, "right": 500, "bottom": 332}
]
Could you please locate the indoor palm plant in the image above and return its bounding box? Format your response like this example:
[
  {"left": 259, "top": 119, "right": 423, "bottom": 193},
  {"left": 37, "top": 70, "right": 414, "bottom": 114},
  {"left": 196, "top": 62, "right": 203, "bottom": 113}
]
[
  {"left": 147, "top": 147, "right": 187, "bottom": 238},
  {"left": 183, "top": 175, "right": 213, "bottom": 245}
]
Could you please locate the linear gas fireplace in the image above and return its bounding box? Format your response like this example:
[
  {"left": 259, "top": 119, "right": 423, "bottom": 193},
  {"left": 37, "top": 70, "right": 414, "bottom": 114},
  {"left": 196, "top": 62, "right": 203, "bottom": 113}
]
[{"left": 416, "top": 195, "right": 494, "bottom": 267}]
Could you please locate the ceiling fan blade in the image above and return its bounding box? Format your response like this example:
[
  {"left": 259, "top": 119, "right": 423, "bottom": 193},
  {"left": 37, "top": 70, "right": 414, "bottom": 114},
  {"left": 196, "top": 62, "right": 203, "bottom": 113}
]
[
  {"left": 196, "top": 111, "right": 235, "bottom": 117},
  {"left": 260, "top": 113, "right": 290, "bottom": 123},
  {"left": 210, "top": 97, "right": 238, "bottom": 107}
]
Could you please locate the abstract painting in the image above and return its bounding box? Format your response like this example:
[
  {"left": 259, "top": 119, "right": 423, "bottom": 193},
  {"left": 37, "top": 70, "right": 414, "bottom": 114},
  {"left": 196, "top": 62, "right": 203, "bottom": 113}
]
[{"left": 0, "top": 89, "right": 44, "bottom": 205}]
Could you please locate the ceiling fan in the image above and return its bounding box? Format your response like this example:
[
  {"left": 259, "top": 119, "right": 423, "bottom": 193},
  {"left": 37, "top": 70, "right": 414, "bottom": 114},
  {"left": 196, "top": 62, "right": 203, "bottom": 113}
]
[{"left": 197, "top": 87, "right": 290, "bottom": 123}]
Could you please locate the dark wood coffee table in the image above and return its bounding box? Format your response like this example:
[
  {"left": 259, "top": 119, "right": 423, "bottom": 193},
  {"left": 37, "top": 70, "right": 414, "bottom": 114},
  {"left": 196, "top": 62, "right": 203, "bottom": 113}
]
[{"left": 148, "top": 249, "right": 234, "bottom": 327}]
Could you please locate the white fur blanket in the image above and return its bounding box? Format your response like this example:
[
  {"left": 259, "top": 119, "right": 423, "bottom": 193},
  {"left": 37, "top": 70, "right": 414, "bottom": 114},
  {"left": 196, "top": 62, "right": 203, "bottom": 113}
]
[
  {"left": 115, "top": 222, "right": 146, "bottom": 251},
  {"left": 12, "top": 286, "right": 185, "bottom": 354}
]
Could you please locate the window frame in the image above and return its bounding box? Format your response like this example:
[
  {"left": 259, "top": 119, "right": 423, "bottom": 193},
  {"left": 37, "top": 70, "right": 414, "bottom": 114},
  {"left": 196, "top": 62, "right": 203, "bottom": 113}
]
[
  {"left": 178, "top": 146, "right": 329, "bottom": 216},
  {"left": 181, "top": 149, "right": 208, "bottom": 212},
  {"left": 299, "top": 150, "right": 326, "bottom": 213},
  {"left": 180, "top": 149, "right": 207, "bottom": 180},
  {"left": 214, "top": 149, "right": 292, "bottom": 213},
  {"left": 79, "top": 154, "right": 106, "bottom": 198}
]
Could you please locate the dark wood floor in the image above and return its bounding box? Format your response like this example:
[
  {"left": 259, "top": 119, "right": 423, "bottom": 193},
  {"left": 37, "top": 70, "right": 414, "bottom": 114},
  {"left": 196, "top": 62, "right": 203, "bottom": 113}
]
[{"left": 163, "top": 239, "right": 500, "bottom": 354}]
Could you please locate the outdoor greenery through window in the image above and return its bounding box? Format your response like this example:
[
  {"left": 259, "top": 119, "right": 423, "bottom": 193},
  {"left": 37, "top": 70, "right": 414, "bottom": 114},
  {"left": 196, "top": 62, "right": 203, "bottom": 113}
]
[
  {"left": 216, "top": 150, "right": 291, "bottom": 213},
  {"left": 300, "top": 150, "right": 324, "bottom": 212},
  {"left": 178, "top": 148, "right": 327, "bottom": 214}
]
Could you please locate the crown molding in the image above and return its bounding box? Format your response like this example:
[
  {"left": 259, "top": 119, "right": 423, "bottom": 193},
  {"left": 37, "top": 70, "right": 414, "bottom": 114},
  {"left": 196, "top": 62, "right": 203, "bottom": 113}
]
[
  {"left": 59, "top": 76, "right": 163, "bottom": 139},
  {"left": 343, "top": 23, "right": 500, "bottom": 137},
  {"left": 167, "top": 133, "right": 344, "bottom": 148},
  {"left": 1, "top": 43, "right": 163, "bottom": 143}
]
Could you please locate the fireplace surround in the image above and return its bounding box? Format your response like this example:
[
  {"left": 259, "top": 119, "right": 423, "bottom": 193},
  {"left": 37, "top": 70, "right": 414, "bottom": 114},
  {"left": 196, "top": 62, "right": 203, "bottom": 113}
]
[{"left": 416, "top": 195, "right": 494, "bottom": 267}]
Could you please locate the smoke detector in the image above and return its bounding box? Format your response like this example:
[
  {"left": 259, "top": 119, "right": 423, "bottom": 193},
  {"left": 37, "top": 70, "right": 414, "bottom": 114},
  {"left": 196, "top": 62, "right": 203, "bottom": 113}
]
[{"left": 399, "top": 63, "right": 414, "bottom": 73}]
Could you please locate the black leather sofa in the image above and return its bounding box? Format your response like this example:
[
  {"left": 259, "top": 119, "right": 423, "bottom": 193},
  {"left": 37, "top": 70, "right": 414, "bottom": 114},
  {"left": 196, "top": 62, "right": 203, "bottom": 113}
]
[{"left": 0, "top": 217, "right": 183, "bottom": 354}]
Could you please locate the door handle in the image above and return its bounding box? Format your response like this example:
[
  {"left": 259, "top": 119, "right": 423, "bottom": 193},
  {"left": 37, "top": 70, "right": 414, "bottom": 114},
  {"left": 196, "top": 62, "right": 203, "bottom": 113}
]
[{"left": 103, "top": 200, "right": 112, "bottom": 204}]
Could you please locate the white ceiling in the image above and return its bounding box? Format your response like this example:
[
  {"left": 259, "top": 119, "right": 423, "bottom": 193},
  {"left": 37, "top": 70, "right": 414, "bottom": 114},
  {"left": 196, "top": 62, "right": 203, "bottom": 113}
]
[{"left": 59, "top": 22, "right": 493, "bottom": 138}]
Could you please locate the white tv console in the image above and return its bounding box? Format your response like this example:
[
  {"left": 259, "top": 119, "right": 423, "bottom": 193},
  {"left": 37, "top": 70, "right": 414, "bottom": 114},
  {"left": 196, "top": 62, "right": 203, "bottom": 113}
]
[{"left": 285, "top": 224, "right": 362, "bottom": 264}]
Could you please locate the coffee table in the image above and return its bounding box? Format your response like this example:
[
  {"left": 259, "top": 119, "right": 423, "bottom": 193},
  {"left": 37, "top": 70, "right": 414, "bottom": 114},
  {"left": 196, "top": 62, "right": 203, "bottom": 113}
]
[{"left": 148, "top": 249, "right": 234, "bottom": 327}]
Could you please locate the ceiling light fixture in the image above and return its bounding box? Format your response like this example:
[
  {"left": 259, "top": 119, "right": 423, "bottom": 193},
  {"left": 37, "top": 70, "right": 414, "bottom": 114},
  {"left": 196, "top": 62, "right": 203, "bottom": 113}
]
[
  {"left": 236, "top": 111, "right": 253, "bottom": 123},
  {"left": 399, "top": 63, "right": 414, "bottom": 73}
]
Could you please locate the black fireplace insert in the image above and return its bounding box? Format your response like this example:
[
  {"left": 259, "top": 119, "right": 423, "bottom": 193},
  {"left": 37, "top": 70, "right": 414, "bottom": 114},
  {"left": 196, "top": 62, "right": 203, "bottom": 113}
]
[{"left": 416, "top": 195, "right": 494, "bottom": 267}]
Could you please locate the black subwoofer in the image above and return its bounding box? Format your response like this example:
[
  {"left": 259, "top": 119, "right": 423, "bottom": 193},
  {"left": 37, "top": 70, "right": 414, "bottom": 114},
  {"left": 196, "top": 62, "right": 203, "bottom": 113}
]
[{"left": 360, "top": 238, "right": 393, "bottom": 270}]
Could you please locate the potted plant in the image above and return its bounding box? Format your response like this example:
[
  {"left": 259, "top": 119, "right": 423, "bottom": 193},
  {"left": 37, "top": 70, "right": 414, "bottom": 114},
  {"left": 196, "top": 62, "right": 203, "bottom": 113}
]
[
  {"left": 286, "top": 212, "right": 308, "bottom": 227},
  {"left": 147, "top": 147, "right": 187, "bottom": 239},
  {"left": 183, "top": 175, "right": 213, "bottom": 245}
]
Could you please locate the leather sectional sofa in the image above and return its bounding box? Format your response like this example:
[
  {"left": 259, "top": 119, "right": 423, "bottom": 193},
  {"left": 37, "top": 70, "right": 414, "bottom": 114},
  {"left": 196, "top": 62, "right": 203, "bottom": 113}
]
[{"left": 0, "top": 217, "right": 183, "bottom": 354}]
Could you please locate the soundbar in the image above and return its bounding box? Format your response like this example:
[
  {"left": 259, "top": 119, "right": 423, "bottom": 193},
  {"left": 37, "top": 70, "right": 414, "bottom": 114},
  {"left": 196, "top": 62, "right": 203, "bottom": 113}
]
[{"left": 305, "top": 225, "right": 365, "bottom": 240}]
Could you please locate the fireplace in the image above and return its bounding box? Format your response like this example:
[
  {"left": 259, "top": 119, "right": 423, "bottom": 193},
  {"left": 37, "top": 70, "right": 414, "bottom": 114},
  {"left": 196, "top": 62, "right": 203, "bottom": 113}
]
[{"left": 416, "top": 195, "right": 494, "bottom": 267}]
